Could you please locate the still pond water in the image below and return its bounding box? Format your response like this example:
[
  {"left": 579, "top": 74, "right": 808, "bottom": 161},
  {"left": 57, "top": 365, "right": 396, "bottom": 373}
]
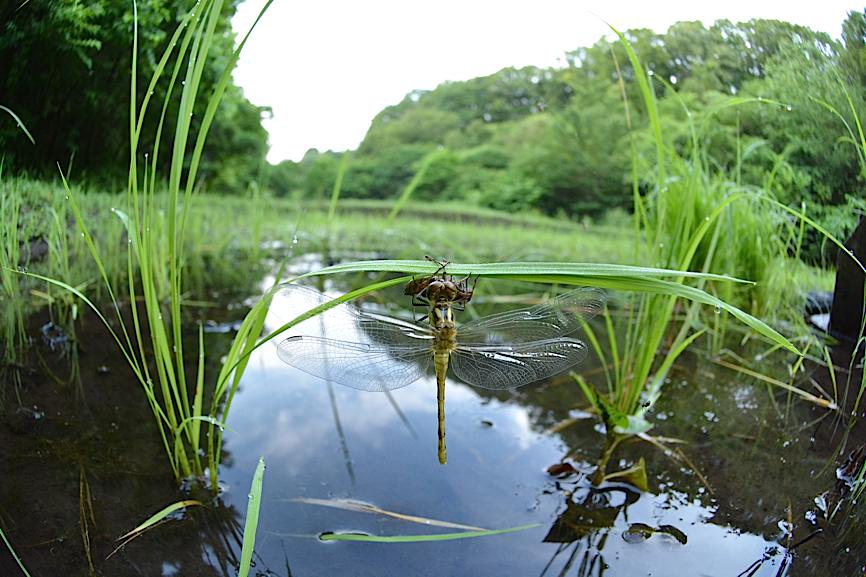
[{"left": 0, "top": 258, "right": 863, "bottom": 576}]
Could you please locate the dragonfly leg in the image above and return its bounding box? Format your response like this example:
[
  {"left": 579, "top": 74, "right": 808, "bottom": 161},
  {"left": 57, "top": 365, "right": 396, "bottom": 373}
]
[
  {"left": 411, "top": 294, "right": 431, "bottom": 308},
  {"left": 425, "top": 255, "right": 450, "bottom": 277}
]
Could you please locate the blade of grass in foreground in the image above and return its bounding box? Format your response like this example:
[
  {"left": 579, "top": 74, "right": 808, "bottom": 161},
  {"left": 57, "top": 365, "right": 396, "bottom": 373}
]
[
  {"left": 238, "top": 458, "right": 266, "bottom": 577},
  {"left": 108, "top": 499, "right": 204, "bottom": 559},
  {"left": 117, "top": 499, "right": 204, "bottom": 542},
  {"left": 0, "top": 525, "right": 31, "bottom": 577},
  {"left": 319, "top": 523, "right": 540, "bottom": 543},
  {"left": 291, "top": 260, "right": 799, "bottom": 355},
  {"left": 297, "top": 260, "right": 754, "bottom": 283}
]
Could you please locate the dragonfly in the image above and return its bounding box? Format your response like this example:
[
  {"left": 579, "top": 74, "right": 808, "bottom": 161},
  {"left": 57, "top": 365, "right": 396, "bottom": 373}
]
[{"left": 274, "top": 281, "right": 605, "bottom": 464}]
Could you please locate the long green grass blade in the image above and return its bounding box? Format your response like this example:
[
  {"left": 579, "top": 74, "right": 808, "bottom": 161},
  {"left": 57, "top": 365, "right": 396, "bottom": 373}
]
[
  {"left": 319, "top": 523, "right": 540, "bottom": 543},
  {"left": 0, "top": 104, "right": 35, "bottom": 144},
  {"left": 0, "top": 525, "right": 31, "bottom": 577},
  {"left": 292, "top": 260, "right": 797, "bottom": 354},
  {"left": 118, "top": 500, "right": 203, "bottom": 541},
  {"left": 387, "top": 148, "right": 445, "bottom": 221},
  {"left": 297, "top": 260, "right": 752, "bottom": 283},
  {"left": 763, "top": 198, "right": 865, "bottom": 274},
  {"left": 608, "top": 24, "right": 664, "bottom": 180},
  {"left": 238, "top": 457, "right": 266, "bottom": 577},
  {"left": 239, "top": 275, "right": 412, "bottom": 366}
]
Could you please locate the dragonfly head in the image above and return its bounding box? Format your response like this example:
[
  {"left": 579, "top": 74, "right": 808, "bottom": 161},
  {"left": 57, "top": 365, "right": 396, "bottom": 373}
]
[{"left": 426, "top": 280, "right": 459, "bottom": 303}]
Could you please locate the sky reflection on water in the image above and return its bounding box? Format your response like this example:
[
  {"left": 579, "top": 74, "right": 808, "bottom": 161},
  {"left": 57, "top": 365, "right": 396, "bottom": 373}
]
[{"left": 212, "top": 289, "right": 788, "bottom": 577}]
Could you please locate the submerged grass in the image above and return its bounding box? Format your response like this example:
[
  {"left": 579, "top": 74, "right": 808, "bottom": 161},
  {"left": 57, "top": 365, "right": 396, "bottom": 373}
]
[
  {"left": 0, "top": 524, "right": 31, "bottom": 577},
  {"left": 319, "top": 524, "right": 541, "bottom": 543}
]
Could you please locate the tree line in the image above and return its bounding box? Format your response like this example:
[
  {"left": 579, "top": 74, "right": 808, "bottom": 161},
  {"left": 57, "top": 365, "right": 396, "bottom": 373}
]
[
  {"left": 269, "top": 14, "right": 866, "bottom": 259},
  {"left": 0, "top": 0, "right": 267, "bottom": 190},
  {"left": 1, "top": 3, "right": 864, "bottom": 258}
]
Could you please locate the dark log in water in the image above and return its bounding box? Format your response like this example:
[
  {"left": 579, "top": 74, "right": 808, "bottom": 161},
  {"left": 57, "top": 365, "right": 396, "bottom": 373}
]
[{"left": 830, "top": 215, "right": 865, "bottom": 346}]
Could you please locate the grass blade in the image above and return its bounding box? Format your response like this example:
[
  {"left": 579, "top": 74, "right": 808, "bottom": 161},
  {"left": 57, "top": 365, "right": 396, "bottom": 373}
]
[
  {"left": 292, "top": 260, "right": 798, "bottom": 355},
  {"left": 319, "top": 523, "right": 540, "bottom": 543},
  {"left": 296, "top": 259, "right": 753, "bottom": 283},
  {"left": 118, "top": 499, "right": 204, "bottom": 541},
  {"left": 238, "top": 457, "right": 266, "bottom": 577},
  {"left": 0, "top": 104, "right": 35, "bottom": 144},
  {"left": 0, "top": 525, "right": 31, "bottom": 577}
]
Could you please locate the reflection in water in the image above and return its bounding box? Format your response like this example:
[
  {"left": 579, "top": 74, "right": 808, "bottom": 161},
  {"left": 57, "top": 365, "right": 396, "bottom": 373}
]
[
  {"left": 204, "top": 282, "right": 804, "bottom": 577},
  {"left": 269, "top": 282, "right": 603, "bottom": 464},
  {"left": 222, "top": 350, "right": 793, "bottom": 576},
  {"left": 538, "top": 475, "right": 788, "bottom": 577}
]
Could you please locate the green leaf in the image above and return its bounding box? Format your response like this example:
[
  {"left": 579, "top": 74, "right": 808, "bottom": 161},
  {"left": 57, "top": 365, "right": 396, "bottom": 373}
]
[
  {"left": 0, "top": 104, "right": 35, "bottom": 144},
  {"left": 0, "top": 525, "right": 31, "bottom": 577},
  {"left": 118, "top": 500, "right": 204, "bottom": 541},
  {"left": 292, "top": 260, "right": 799, "bottom": 355},
  {"left": 319, "top": 523, "right": 539, "bottom": 543},
  {"left": 617, "top": 415, "right": 653, "bottom": 436},
  {"left": 604, "top": 457, "right": 649, "bottom": 492},
  {"left": 238, "top": 457, "right": 266, "bottom": 577},
  {"left": 296, "top": 260, "right": 752, "bottom": 283}
]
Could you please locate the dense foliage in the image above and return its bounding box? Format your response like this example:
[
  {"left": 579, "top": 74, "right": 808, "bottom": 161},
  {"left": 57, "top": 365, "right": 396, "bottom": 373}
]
[
  {"left": 0, "top": 0, "right": 268, "bottom": 191},
  {"left": 269, "top": 14, "right": 866, "bottom": 260},
  {"left": 2, "top": 5, "right": 864, "bottom": 259}
]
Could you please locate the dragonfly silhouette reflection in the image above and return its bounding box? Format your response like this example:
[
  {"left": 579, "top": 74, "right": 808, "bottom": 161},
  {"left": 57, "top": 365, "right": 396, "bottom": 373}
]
[{"left": 275, "top": 282, "right": 605, "bottom": 463}]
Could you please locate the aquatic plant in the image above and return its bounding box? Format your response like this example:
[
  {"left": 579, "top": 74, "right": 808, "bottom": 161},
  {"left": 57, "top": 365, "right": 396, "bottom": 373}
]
[
  {"left": 564, "top": 27, "right": 830, "bottom": 483},
  {"left": 20, "top": 0, "right": 274, "bottom": 486}
]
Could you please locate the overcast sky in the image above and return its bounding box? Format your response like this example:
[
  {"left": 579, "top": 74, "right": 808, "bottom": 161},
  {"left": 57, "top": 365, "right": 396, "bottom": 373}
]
[{"left": 231, "top": 1, "right": 858, "bottom": 163}]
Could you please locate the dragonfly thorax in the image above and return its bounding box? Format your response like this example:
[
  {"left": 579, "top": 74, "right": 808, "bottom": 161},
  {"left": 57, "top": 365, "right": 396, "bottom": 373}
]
[{"left": 430, "top": 302, "right": 455, "bottom": 331}]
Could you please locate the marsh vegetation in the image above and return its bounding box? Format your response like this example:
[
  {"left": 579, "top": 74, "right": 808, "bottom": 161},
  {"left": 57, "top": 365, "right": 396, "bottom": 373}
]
[{"left": 0, "top": 2, "right": 864, "bottom": 576}]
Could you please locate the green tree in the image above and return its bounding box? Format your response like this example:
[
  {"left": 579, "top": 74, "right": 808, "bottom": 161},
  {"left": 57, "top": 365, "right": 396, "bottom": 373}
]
[{"left": 0, "top": 0, "right": 268, "bottom": 189}]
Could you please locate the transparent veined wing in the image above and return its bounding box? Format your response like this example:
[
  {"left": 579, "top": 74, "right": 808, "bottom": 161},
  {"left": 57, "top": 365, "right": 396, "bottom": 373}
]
[
  {"left": 456, "top": 287, "right": 605, "bottom": 345},
  {"left": 269, "top": 283, "right": 434, "bottom": 348},
  {"left": 450, "top": 338, "right": 589, "bottom": 390},
  {"left": 277, "top": 336, "right": 432, "bottom": 392}
]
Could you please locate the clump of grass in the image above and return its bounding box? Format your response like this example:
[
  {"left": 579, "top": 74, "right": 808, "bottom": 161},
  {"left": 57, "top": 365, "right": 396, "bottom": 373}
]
[
  {"left": 570, "top": 26, "right": 824, "bottom": 482},
  {"left": 0, "top": 179, "right": 26, "bottom": 372},
  {"left": 20, "top": 0, "right": 274, "bottom": 486}
]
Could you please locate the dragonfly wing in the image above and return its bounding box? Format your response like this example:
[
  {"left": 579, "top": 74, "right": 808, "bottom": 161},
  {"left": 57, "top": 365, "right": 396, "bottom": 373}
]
[
  {"left": 457, "top": 287, "right": 605, "bottom": 345},
  {"left": 277, "top": 336, "right": 431, "bottom": 392},
  {"left": 450, "top": 338, "right": 588, "bottom": 390},
  {"left": 271, "top": 283, "right": 433, "bottom": 347}
]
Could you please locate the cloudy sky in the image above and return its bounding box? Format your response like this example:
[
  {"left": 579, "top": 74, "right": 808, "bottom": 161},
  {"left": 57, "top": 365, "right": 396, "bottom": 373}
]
[{"left": 231, "top": 1, "right": 858, "bottom": 163}]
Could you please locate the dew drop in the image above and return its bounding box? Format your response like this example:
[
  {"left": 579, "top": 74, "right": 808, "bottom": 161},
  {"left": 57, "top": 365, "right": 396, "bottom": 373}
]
[{"left": 714, "top": 305, "right": 722, "bottom": 314}]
